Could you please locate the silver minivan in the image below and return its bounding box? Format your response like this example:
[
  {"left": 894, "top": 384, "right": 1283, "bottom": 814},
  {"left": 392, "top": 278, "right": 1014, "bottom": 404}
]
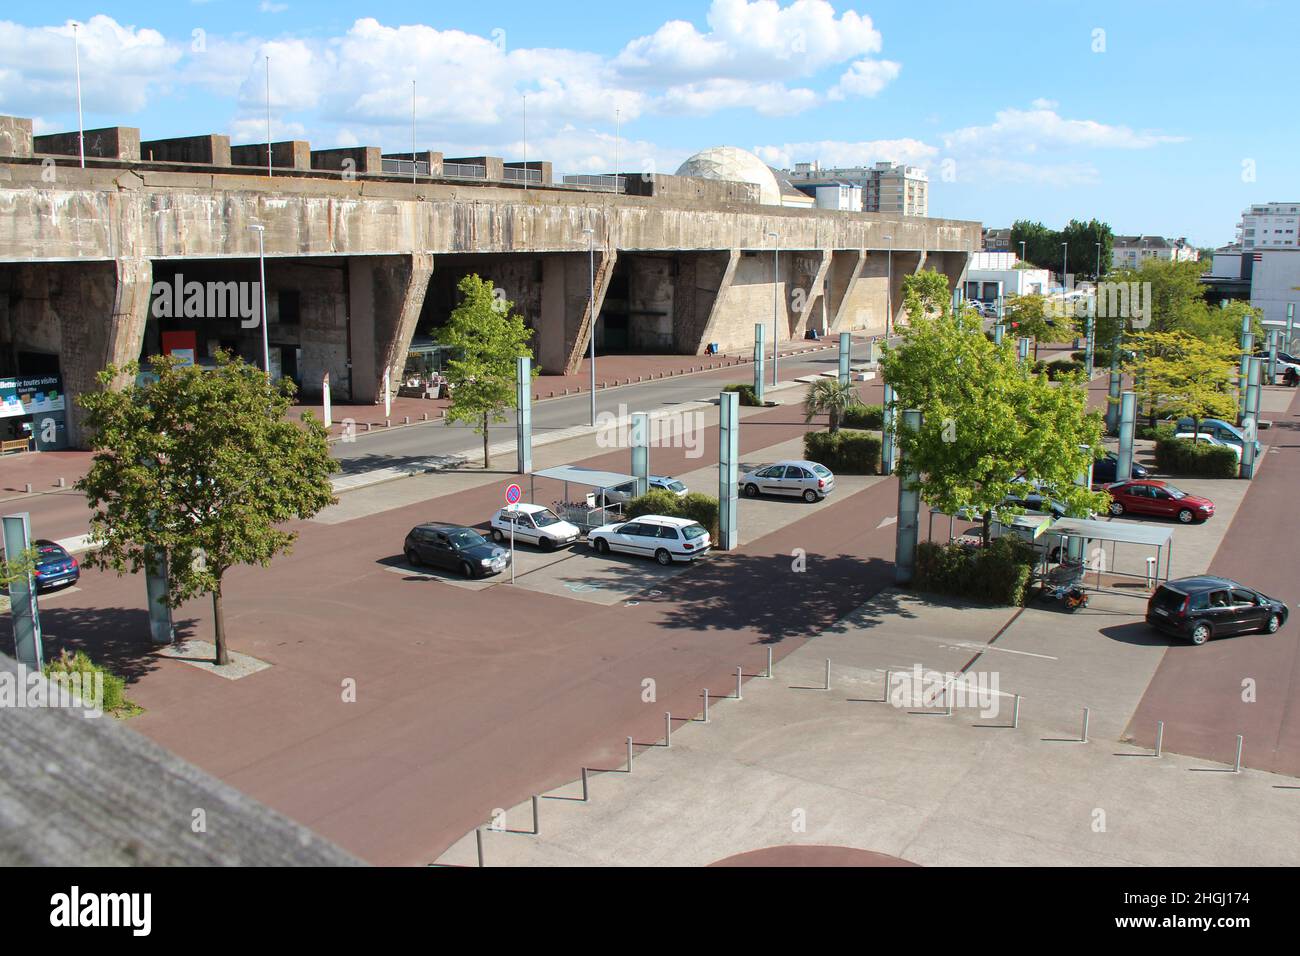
[{"left": 739, "top": 459, "right": 836, "bottom": 502}]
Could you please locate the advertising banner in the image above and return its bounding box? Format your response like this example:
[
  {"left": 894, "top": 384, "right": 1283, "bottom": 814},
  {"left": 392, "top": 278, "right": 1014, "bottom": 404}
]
[{"left": 0, "top": 374, "right": 64, "bottom": 419}]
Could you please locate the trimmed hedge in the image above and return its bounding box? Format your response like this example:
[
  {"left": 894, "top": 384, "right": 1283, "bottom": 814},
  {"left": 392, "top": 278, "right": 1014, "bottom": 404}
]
[
  {"left": 840, "top": 403, "right": 885, "bottom": 430},
  {"left": 914, "top": 536, "right": 1038, "bottom": 607},
  {"left": 1032, "top": 359, "right": 1085, "bottom": 381},
  {"left": 804, "top": 429, "right": 881, "bottom": 474},
  {"left": 625, "top": 489, "right": 720, "bottom": 539},
  {"left": 1153, "top": 435, "right": 1239, "bottom": 478},
  {"left": 723, "top": 383, "right": 764, "bottom": 407}
]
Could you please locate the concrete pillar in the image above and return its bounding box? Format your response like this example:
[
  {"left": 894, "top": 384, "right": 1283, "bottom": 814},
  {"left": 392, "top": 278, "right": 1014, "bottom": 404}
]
[
  {"left": 630, "top": 412, "right": 649, "bottom": 497},
  {"left": 993, "top": 323, "right": 1004, "bottom": 345},
  {"left": 1018, "top": 337, "right": 1031, "bottom": 363},
  {"left": 676, "top": 250, "right": 737, "bottom": 354},
  {"left": 1084, "top": 299, "right": 1096, "bottom": 378},
  {"left": 1267, "top": 331, "right": 1278, "bottom": 382},
  {"left": 2, "top": 513, "right": 43, "bottom": 669},
  {"left": 516, "top": 356, "right": 532, "bottom": 476},
  {"left": 1240, "top": 357, "right": 1263, "bottom": 479},
  {"left": 1116, "top": 391, "right": 1137, "bottom": 482},
  {"left": 753, "top": 323, "right": 765, "bottom": 404},
  {"left": 347, "top": 254, "right": 434, "bottom": 403},
  {"left": 793, "top": 249, "right": 831, "bottom": 338},
  {"left": 1238, "top": 330, "right": 1254, "bottom": 422},
  {"left": 894, "top": 409, "right": 921, "bottom": 585},
  {"left": 145, "top": 549, "right": 175, "bottom": 645},
  {"left": 838, "top": 331, "right": 851, "bottom": 385},
  {"left": 1105, "top": 367, "right": 1122, "bottom": 434},
  {"left": 881, "top": 383, "right": 897, "bottom": 476},
  {"left": 718, "top": 391, "right": 740, "bottom": 551},
  {"left": 539, "top": 249, "right": 617, "bottom": 375}
]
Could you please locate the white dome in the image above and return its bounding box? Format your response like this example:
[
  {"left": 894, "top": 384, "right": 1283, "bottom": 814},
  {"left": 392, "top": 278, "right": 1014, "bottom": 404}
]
[{"left": 675, "top": 146, "right": 782, "bottom": 205}]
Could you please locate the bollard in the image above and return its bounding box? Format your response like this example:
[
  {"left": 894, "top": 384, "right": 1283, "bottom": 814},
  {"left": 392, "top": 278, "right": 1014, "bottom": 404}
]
[
  {"left": 1081, "top": 708, "right": 1090, "bottom": 743},
  {"left": 824, "top": 658, "right": 831, "bottom": 692},
  {"left": 665, "top": 712, "right": 672, "bottom": 747},
  {"left": 1013, "top": 694, "right": 1021, "bottom": 729},
  {"left": 580, "top": 767, "right": 589, "bottom": 802},
  {"left": 1155, "top": 721, "right": 1164, "bottom": 758},
  {"left": 403, "top": 416, "right": 410, "bottom": 425},
  {"left": 366, "top": 422, "right": 373, "bottom": 431},
  {"left": 883, "top": 668, "right": 891, "bottom": 703},
  {"left": 703, "top": 689, "right": 710, "bottom": 722},
  {"left": 736, "top": 666, "right": 743, "bottom": 700},
  {"left": 476, "top": 828, "right": 484, "bottom": 867},
  {"left": 1145, "top": 556, "right": 1157, "bottom": 590},
  {"left": 765, "top": 646, "right": 773, "bottom": 679},
  {"left": 1234, "top": 735, "right": 1243, "bottom": 773},
  {"left": 422, "top": 412, "right": 428, "bottom": 421},
  {"left": 24, "top": 483, "right": 32, "bottom": 494},
  {"left": 944, "top": 683, "right": 952, "bottom": 718},
  {"left": 385, "top": 419, "right": 391, "bottom": 428},
  {"left": 626, "top": 736, "right": 634, "bottom": 772},
  {"left": 531, "top": 795, "right": 539, "bottom": 834},
  {"left": 57, "top": 477, "right": 65, "bottom": 488}
]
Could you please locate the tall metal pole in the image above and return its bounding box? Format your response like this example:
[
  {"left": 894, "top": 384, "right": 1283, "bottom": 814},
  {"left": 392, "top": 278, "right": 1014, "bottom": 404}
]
[
  {"left": 265, "top": 56, "right": 273, "bottom": 178},
  {"left": 613, "top": 107, "right": 620, "bottom": 194},
  {"left": 411, "top": 80, "right": 418, "bottom": 186},
  {"left": 521, "top": 92, "right": 527, "bottom": 192},
  {"left": 585, "top": 229, "right": 596, "bottom": 426},
  {"left": 72, "top": 22, "right": 85, "bottom": 169}
]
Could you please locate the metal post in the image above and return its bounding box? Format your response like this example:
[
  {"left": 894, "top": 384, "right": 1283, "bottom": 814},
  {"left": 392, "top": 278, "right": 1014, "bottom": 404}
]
[
  {"left": 772, "top": 243, "right": 780, "bottom": 387},
  {"left": 1018, "top": 337, "right": 1030, "bottom": 363},
  {"left": 702, "top": 689, "right": 709, "bottom": 722},
  {"left": 72, "top": 22, "right": 85, "bottom": 168},
  {"left": 1234, "top": 735, "right": 1243, "bottom": 773},
  {"left": 475, "top": 828, "right": 484, "bottom": 867},
  {"left": 531, "top": 795, "right": 539, "bottom": 833},
  {"left": 824, "top": 658, "right": 831, "bottom": 691},
  {"left": 717, "top": 391, "right": 739, "bottom": 550},
  {"left": 885, "top": 236, "right": 894, "bottom": 339},
  {"left": 1081, "top": 707, "right": 1090, "bottom": 743},
  {"left": 1267, "top": 331, "right": 1279, "bottom": 383},
  {"left": 580, "top": 767, "right": 589, "bottom": 802},
  {"left": 1240, "top": 358, "right": 1263, "bottom": 479},
  {"left": 753, "top": 323, "right": 765, "bottom": 405},
  {"left": 1105, "top": 366, "right": 1122, "bottom": 434},
  {"left": 1116, "top": 391, "right": 1137, "bottom": 481},
  {"left": 838, "top": 331, "right": 851, "bottom": 386},
  {"left": 1288, "top": 303, "right": 1296, "bottom": 354},
  {"left": 883, "top": 669, "right": 891, "bottom": 703},
  {"left": 1012, "top": 694, "right": 1021, "bottom": 729},
  {"left": 664, "top": 712, "right": 672, "bottom": 747},
  {"left": 880, "top": 384, "right": 897, "bottom": 476},
  {"left": 630, "top": 412, "right": 649, "bottom": 497},
  {"left": 894, "top": 409, "right": 922, "bottom": 584},
  {"left": 993, "top": 323, "right": 1005, "bottom": 345},
  {"left": 516, "top": 355, "right": 532, "bottom": 476},
  {"left": 626, "top": 736, "right": 633, "bottom": 771},
  {"left": 1155, "top": 721, "right": 1164, "bottom": 758},
  {"left": 585, "top": 229, "right": 597, "bottom": 427},
  {"left": 2, "top": 513, "right": 44, "bottom": 670},
  {"left": 736, "top": 666, "right": 743, "bottom": 700},
  {"left": 322, "top": 371, "right": 332, "bottom": 429},
  {"left": 765, "top": 646, "right": 773, "bottom": 679}
]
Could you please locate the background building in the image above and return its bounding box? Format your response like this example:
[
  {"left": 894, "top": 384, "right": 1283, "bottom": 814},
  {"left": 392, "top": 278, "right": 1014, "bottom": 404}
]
[
  {"left": 785, "top": 161, "right": 928, "bottom": 216},
  {"left": 1236, "top": 202, "right": 1300, "bottom": 250},
  {"left": 793, "top": 182, "right": 863, "bottom": 212},
  {"left": 963, "top": 252, "right": 1051, "bottom": 304},
  {"left": 981, "top": 227, "right": 1012, "bottom": 252},
  {"left": 1111, "top": 235, "right": 1199, "bottom": 270}
]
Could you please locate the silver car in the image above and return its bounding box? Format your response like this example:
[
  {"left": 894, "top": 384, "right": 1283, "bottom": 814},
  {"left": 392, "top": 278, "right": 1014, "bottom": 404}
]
[{"left": 739, "top": 460, "right": 835, "bottom": 502}]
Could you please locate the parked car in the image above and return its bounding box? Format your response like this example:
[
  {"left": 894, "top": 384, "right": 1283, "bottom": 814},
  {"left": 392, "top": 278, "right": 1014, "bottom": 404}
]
[
  {"left": 403, "top": 523, "right": 510, "bottom": 578},
  {"left": 739, "top": 460, "right": 835, "bottom": 502},
  {"left": 1174, "top": 432, "right": 1242, "bottom": 462},
  {"left": 648, "top": 476, "right": 688, "bottom": 498},
  {"left": 32, "top": 539, "right": 80, "bottom": 591},
  {"left": 588, "top": 515, "right": 711, "bottom": 565},
  {"left": 1089, "top": 452, "right": 1149, "bottom": 487},
  {"left": 1103, "top": 479, "right": 1215, "bottom": 523},
  {"left": 1147, "top": 576, "right": 1288, "bottom": 645},
  {"left": 1174, "top": 417, "right": 1260, "bottom": 456},
  {"left": 588, "top": 479, "right": 641, "bottom": 509},
  {"left": 489, "top": 504, "right": 581, "bottom": 551}
]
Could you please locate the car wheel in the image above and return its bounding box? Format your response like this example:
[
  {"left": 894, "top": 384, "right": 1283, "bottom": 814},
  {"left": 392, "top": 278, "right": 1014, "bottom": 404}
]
[
  {"left": 1177, "top": 508, "right": 1195, "bottom": 524},
  {"left": 1190, "top": 622, "right": 1211, "bottom": 645},
  {"left": 405, "top": 548, "right": 421, "bottom": 567},
  {"left": 744, "top": 483, "right": 760, "bottom": 498},
  {"left": 593, "top": 537, "right": 610, "bottom": 555},
  {"left": 654, "top": 549, "right": 673, "bottom": 566},
  {"left": 460, "top": 561, "right": 475, "bottom": 579},
  {"left": 802, "top": 489, "right": 818, "bottom": 503},
  {"left": 1266, "top": 614, "right": 1281, "bottom": 634},
  {"left": 540, "top": 536, "right": 555, "bottom": 552},
  {"left": 491, "top": 528, "right": 504, "bottom": 543},
  {"left": 1108, "top": 501, "right": 1125, "bottom": 516}
]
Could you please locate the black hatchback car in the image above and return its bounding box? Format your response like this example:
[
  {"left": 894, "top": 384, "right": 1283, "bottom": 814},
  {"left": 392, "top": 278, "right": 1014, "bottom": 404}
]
[
  {"left": 403, "top": 523, "right": 510, "bottom": 578},
  {"left": 1147, "top": 576, "right": 1288, "bottom": 645},
  {"left": 1090, "top": 452, "right": 1149, "bottom": 487}
]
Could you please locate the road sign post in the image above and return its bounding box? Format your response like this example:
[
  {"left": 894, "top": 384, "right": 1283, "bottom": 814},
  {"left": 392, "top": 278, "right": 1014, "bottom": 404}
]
[{"left": 505, "top": 484, "right": 522, "bottom": 583}]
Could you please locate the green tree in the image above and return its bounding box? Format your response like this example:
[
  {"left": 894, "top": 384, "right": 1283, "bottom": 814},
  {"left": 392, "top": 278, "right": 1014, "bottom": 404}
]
[
  {"left": 1010, "top": 220, "right": 1056, "bottom": 270},
  {"left": 1002, "top": 293, "right": 1053, "bottom": 358},
  {"left": 1060, "top": 218, "right": 1114, "bottom": 282},
  {"left": 803, "top": 378, "right": 862, "bottom": 433},
  {"left": 882, "top": 310, "right": 1106, "bottom": 545},
  {"left": 1124, "top": 330, "right": 1238, "bottom": 436},
  {"left": 76, "top": 353, "right": 337, "bottom": 665},
  {"left": 437, "top": 274, "right": 536, "bottom": 468},
  {"left": 900, "top": 269, "right": 952, "bottom": 324}
]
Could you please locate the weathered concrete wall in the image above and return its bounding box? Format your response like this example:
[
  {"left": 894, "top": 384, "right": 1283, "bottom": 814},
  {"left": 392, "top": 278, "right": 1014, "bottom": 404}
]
[
  {"left": 627, "top": 255, "right": 674, "bottom": 351},
  {"left": 538, "top": 250, "right": 615, "bottom": 374},
  {"left": 34, "top": 127, "right": 141, "bottom": 161},
  {"left": 230, "top": 141, "right": 311, "bottom": 171},
  {"left": 0, "top": 116, "right": 33, "bottom": 160},
  {"left": 312, "top": 147, "right": 383, "bottom": 175},
  {"left": 346, "top": 255, "right": 433, "bottom": 403},
  {"left": 673, "top": 251, "right": 734, "bottom": 354},
  {"left": 142, "top": 135, "right": 232, "bottom": 166},
  {"left": 703, "top": 251, "right": 794, "bottom": 352}
]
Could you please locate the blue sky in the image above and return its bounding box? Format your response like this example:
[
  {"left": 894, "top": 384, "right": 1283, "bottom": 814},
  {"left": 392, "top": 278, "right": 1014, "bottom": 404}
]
[{"left": 2, "top": 1, "right": 1295, "bottom": 246}]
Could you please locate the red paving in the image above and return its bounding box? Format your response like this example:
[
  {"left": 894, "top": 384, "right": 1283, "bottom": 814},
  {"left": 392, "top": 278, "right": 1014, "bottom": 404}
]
[
  {"left": 710, "top": 846, "right": 919, "bottom": 867},
  {"left": 1125, "top": 385, "right": 1300, "bottom": 774}
]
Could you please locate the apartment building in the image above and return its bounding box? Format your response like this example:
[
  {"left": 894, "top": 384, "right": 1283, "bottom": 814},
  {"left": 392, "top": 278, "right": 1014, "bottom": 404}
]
[
  {"left": 1236, "top": 202, "right": 1300, "bottom": 250},
  {"left": 1111, "top": 235, "right": 1199, "bottom": 270},
  {"left": 785, "top": 160, "right": 928, "bottom": 216}
]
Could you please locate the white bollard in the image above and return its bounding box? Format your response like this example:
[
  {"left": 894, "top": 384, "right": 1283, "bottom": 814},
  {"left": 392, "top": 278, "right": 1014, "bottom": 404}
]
[
  {"left": 1081, "top": 707, "right": 1090, "bottom": 743},
  {"left": 703, "top": 689, "right": 710, "bottom": 722},
  {"left": 1155, "top": 721, "right": 1164, "bottom": 758},
  {"left": 1145, "top": 556, "right": 1157, "bottom": 590},
  {"left": 765, "top": 647, "right": 773, "bottom": 679},
  {"left": 736, "top": 666, "right": 743, "bottom": 700},
  {"left": 665, "top": 712, "right": 672, "bottom": 747},
  {"left": 1234, "top": 735, "right": 1243, "bottom": 773}
]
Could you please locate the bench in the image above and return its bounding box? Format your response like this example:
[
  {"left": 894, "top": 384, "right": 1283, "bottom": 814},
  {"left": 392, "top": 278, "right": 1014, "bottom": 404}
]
[{"left": 0, "top": 439, "right": 30, "bottom": 455}]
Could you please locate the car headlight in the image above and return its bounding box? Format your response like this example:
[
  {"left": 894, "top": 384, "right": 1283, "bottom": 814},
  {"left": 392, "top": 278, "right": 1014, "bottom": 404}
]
[{"left": 480, "top": 558, "right": 493, "bottom": 566}]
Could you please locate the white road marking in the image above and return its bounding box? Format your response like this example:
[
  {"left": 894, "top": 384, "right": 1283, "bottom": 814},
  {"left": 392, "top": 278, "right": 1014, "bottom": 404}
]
[{"left": 942, "top": 641, "right": 1059, "bottom": 661}]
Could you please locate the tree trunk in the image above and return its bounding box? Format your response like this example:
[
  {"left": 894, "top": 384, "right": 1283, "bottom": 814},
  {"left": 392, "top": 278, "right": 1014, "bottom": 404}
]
[
  {"left": 830, "top": 407, "right": 839, "bottom": 434},
  {"left": 981, "top": 511, "right": 992, "bottom": 548},
  {"left": 212, "top": 583, "right": 228, "bottom": 666},
  {"left": 482, "top": 412, "right": 490, "bottom": 469}
]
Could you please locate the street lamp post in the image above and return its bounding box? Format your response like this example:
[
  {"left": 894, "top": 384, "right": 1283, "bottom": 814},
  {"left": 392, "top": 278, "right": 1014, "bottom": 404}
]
[
  {"left": 883, "top": 234, "right": 894, "bottom": 339},
  {"left": 1095, "top": 241, "right": 1102, "bottom": 282},
  {"left": 249, "top": 224, "right": 270, "bottom": 375},
  {"left": 1061, "top": 242, "right": 1069, "bottom": 291},
  {"left": 767, "top": 231, "right": 780, "bottom": 386},
  {"left": 1019, "top": 240, "right": 1026, "bottom": 265},
  {"left": 583, "top": 227, "right": 596, "bottom": 426}
]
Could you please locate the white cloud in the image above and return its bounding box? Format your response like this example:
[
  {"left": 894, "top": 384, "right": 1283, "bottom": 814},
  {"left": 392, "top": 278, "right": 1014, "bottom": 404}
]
[
  {"left": 944, "top": 104, "right": 1186, "bottom": 155},
  {"left": 259, "top": 2, "right": 289, "bottom": 12},
  {"left": 657, "top": 79, "right": 819, "bottom": 117},
  {"left": 828, "top": 58, "right": 901, "bottom": 100},
  {"left": 752, "top": 137, "right": 938, "bottom": 170}
]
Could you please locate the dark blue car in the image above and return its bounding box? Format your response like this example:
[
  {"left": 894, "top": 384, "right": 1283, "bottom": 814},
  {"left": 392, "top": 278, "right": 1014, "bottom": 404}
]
[{"left": 32, "top": 539, "right": 80, "bottom": 591}]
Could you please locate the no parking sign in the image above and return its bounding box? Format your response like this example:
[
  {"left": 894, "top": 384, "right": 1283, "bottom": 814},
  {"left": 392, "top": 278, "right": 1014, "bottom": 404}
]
[
  {"left": 504, "top": 484, "right": 522, "bottom": 584},
  {"left": 505, "top": 483, "right": 522, "bottom": 505}
]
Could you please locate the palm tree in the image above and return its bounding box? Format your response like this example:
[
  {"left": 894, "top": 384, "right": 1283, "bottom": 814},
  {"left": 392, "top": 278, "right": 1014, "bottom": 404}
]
[{"left": 803, "top": 378, "right": 861, "bottom": 434}]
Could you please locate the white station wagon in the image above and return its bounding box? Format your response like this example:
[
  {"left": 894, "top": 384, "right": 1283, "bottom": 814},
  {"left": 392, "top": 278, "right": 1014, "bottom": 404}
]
[
  {"left": 489, "top": 504, "right": 582, "bottom": 551},
  {"left": 588, "top": 515, "right": 711, "bottom": 566}
]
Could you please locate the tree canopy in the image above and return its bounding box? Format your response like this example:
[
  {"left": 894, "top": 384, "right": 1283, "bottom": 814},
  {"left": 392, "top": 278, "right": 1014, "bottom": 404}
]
[
  {"left": 437, "top": 274, "right": 536, "bottom": 468},
  {"left": 1010, "top": 218, "right": 1113, "bottom": 281},
  {"left": 75, "top": 352, "right": 337, "bottom": 665},
  {"left": 1123, "top": 330, "right": 1238, "bottom": 432}
]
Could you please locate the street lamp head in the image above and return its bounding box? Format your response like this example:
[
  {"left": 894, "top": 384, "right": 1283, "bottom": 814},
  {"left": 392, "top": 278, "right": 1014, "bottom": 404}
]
[{"left": 248, "top": 223, "right": 265, "bottom": 233}]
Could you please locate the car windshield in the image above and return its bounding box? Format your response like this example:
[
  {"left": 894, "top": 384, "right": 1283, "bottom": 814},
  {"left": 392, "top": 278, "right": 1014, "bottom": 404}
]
[
  {"left": 1162, "top": 485, "right": 1187, "bottom": 499},
  {"left": 812, "top": 465, "right": 832, "bottom": 478},
  {"left": 531, "top": 509, "right": 563, "bottom": 527},
  {"left": 663, "top": 480, "right": 686, "bottom": 493},
  {"left": 448, "top": 530, "right": 487, "bottom": 549},
  {"left": 682, "top": 524, "right": 708, "bottom": 540}
]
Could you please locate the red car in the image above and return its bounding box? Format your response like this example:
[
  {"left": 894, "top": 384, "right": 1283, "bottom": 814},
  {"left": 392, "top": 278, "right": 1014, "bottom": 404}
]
[{"left": 1103, "top": 479, "right": 1215, "bottom": 524}]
